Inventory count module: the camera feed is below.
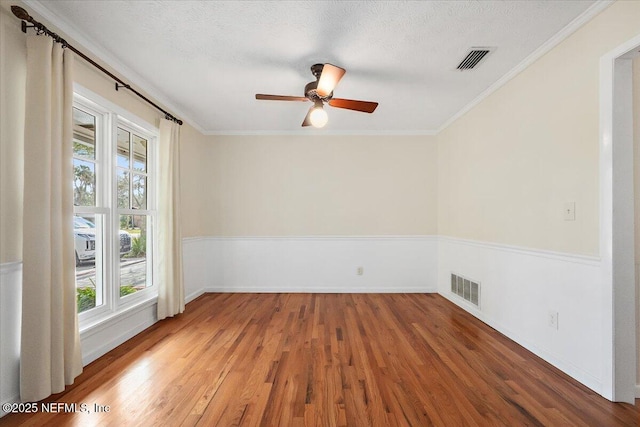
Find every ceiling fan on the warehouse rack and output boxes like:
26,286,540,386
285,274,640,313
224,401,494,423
255,63,378,128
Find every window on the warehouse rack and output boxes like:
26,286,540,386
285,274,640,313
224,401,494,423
72,91,157,323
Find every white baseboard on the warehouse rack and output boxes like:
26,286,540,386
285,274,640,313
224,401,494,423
185,289,205,304
438,237,604,395
204,286,432,294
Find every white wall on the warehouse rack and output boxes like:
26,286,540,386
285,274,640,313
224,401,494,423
183,236,438,295
633,56,640,395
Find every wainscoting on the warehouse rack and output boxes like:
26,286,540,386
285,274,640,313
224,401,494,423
182,236,439,294
438,237,604,395
2,235,637,415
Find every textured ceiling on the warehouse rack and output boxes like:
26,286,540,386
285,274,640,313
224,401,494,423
29,0,599,134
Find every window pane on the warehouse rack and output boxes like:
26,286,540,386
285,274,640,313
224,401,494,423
73,159,96,206
117,128,130,168
133,134,147,172
117,169,130,209
75,214,104,313
119,215,149,296
73,108,95,160
132,174,146,209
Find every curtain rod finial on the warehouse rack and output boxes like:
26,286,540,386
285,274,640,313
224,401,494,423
11,5,31,21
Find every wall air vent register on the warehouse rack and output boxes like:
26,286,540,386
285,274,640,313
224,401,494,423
451,273,480,307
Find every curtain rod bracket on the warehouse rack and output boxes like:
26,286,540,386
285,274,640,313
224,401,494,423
115,83,131,91
164,114,183,125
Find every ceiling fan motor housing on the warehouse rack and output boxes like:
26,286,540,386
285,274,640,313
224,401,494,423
305,64,333,102
310,63,324,78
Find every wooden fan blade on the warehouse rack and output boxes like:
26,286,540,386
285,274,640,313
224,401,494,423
302,106,313,127
329,98,378,113
316,64,346,97
256,94,308,102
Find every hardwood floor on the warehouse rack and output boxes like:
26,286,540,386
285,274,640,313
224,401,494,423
1,293,638,426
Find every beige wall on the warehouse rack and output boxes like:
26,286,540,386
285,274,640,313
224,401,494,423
437,0,640,256
193,135,437,236
74,60,158,126
178,125,211,238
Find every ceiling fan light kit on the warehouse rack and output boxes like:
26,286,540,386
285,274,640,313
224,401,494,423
256,63,378,128
309,104,328,128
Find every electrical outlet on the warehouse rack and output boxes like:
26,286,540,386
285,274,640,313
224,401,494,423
357,266,363,276
548,311,559,330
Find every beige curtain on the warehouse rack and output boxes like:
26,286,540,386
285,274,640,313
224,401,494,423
157,119,185,320
21,35,82,402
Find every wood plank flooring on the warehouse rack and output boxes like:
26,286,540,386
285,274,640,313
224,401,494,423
1,293,638,426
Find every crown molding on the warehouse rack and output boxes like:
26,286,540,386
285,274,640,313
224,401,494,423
203,129,438,136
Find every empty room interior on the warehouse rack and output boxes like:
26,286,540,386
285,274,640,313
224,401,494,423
1,0,639,425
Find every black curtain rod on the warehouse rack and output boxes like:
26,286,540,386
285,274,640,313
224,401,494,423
11,5,183,126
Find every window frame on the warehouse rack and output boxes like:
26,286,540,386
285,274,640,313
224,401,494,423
73,86,158,329
112,116,157,308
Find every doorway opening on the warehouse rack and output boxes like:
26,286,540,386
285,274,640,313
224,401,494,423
634,54,640,402
600,35,640,403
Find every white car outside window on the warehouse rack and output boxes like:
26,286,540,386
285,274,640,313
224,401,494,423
74,216,132,266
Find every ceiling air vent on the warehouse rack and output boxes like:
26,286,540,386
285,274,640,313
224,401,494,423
456,48,493,70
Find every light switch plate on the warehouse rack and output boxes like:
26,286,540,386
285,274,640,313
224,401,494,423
549,310,559,330
564,202,575,221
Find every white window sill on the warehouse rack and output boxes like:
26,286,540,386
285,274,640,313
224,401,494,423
79,295,158,339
